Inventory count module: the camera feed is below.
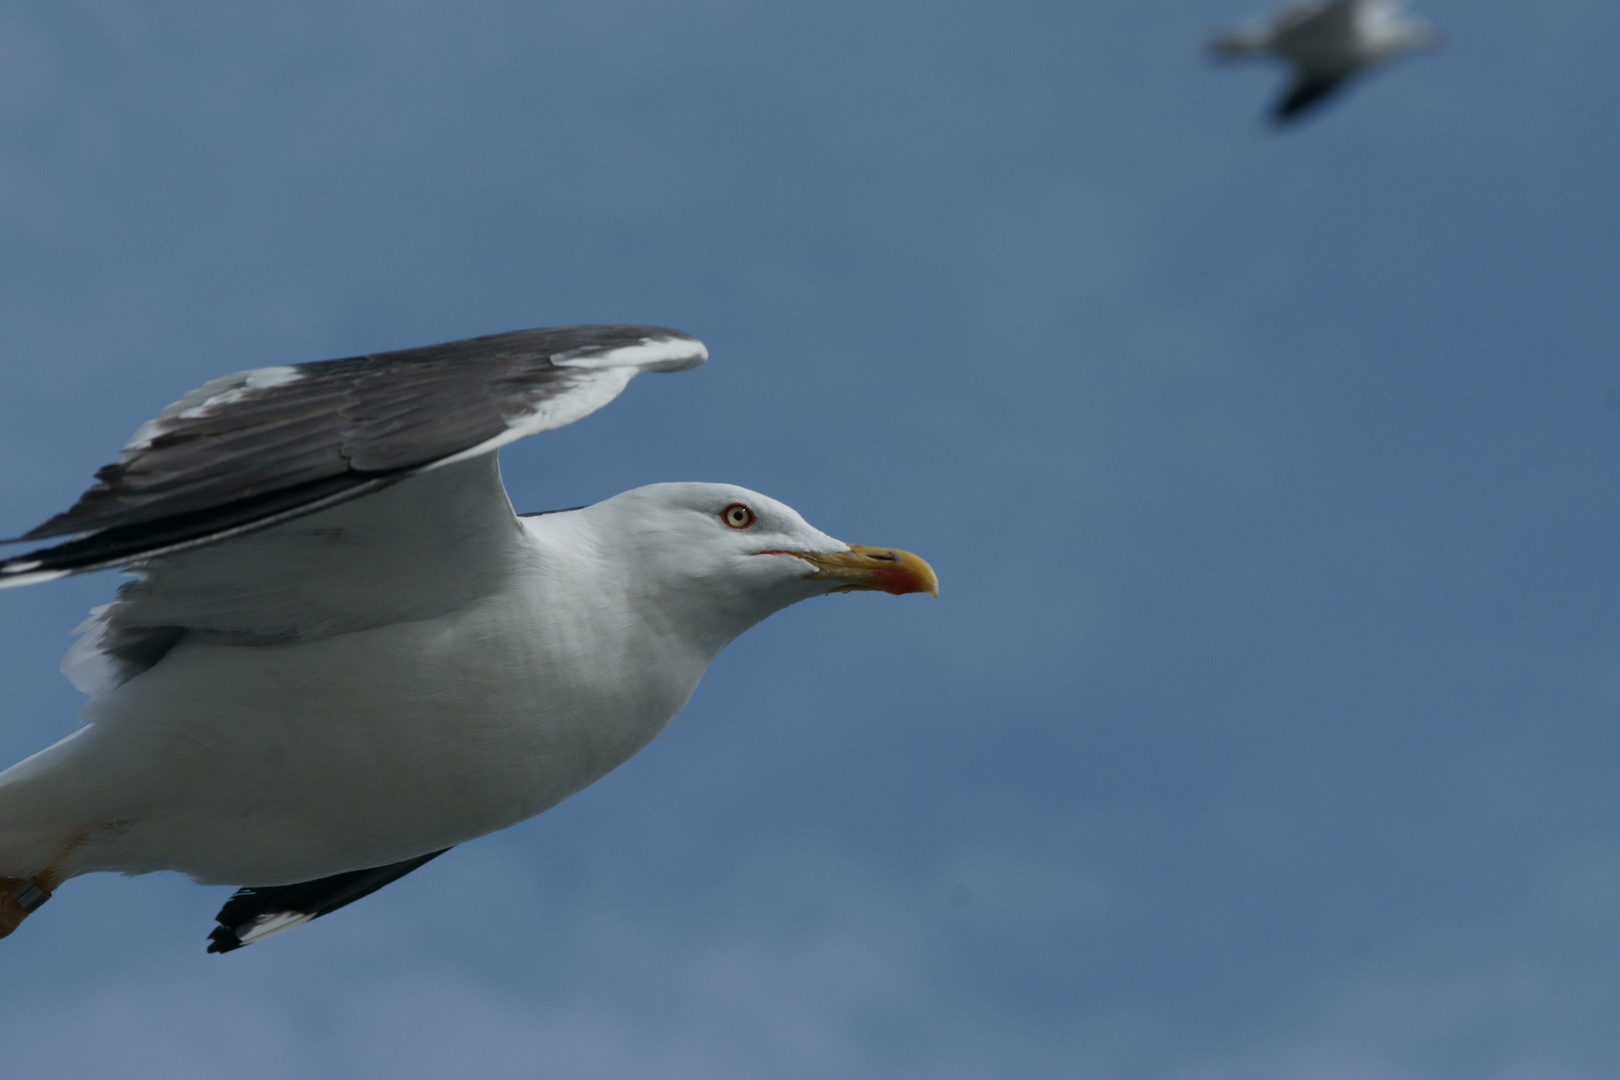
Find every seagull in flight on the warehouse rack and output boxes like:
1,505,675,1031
0,325,937,952
1208,0,1441,124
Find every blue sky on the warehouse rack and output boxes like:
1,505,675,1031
3,1,1619,1076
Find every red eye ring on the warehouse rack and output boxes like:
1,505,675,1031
721,503,755,529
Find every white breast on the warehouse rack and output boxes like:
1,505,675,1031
10,536,711,887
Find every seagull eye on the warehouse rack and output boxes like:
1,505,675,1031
721,503,755,530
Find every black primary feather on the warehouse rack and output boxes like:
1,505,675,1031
207,848,451,954
1273,73,1351,122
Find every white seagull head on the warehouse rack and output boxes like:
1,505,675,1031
563,482,937,653
1358,0,1442,58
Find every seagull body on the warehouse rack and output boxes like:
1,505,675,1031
1209,0,1440,123
0,326,935,950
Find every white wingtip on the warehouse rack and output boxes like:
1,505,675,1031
551,334,708,373
232,910,316,946
0,565,69,590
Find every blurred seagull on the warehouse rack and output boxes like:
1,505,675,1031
1209,0,1441,124
0,326,937,953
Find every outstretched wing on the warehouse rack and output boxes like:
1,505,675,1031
0,324,705,586
0,324,706,695
207,849,451,954
1272,71,1352,121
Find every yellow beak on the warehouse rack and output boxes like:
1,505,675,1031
779,545,939,597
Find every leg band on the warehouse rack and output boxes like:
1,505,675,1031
15,881,51,913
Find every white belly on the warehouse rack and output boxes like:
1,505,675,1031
1,588,706,885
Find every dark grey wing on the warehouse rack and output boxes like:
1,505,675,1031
1273,71,1352,122
207,849,451,953
0,324,705,587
